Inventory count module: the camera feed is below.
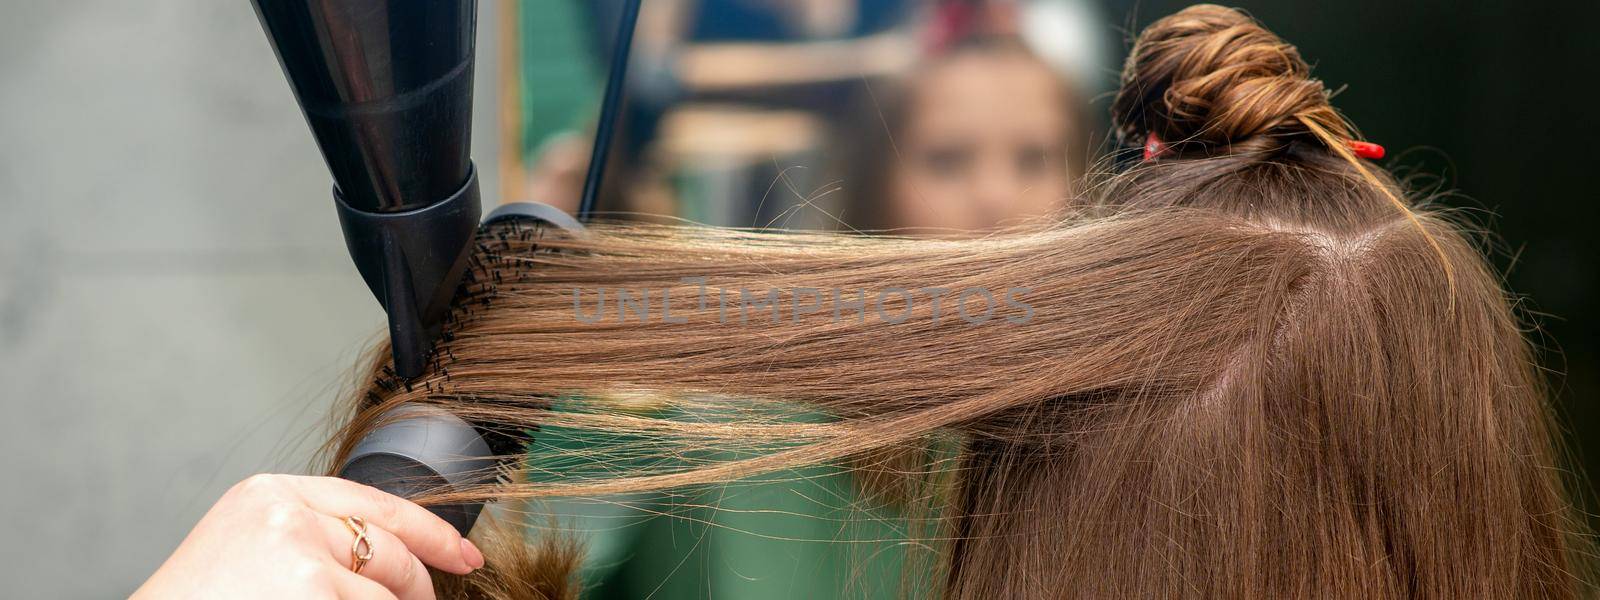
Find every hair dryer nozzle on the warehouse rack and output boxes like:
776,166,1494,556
252,0,483,377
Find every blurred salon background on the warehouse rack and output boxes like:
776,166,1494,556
1,0,1594,596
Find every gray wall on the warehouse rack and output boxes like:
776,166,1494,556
0,1,501,596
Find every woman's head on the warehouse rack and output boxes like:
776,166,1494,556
326,5,1593,598
843,36,1091,232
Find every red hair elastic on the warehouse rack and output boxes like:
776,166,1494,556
1347,140,1385,160
1143,132,1169,161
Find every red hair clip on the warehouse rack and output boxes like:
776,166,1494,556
1143,132,1169,161
1347,140,1385,160
1143,133,1383,161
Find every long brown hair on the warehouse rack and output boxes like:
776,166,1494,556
322,5,1594,598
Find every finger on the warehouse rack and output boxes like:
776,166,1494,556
325,560,401,600
289,476,483,575
321,514,436,600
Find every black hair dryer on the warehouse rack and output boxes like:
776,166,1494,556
251,0,481,379
250,0,496,535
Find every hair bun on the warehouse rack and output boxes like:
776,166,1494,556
1112,4,1346,154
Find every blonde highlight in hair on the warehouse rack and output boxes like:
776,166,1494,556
320,5,1593,598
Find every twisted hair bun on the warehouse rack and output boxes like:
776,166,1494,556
1112,4,1352,155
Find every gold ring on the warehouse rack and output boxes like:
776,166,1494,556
344,516,374,574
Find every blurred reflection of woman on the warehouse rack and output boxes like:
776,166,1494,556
838,33,1096,232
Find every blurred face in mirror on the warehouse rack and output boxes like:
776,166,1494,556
887,45,1077,232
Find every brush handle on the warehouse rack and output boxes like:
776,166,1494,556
338,405,496,536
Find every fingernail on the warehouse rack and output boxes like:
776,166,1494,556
461,538,485,570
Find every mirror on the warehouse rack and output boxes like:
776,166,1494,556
499,0,1113,232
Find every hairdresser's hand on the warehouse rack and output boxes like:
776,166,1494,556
133,474,483,600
